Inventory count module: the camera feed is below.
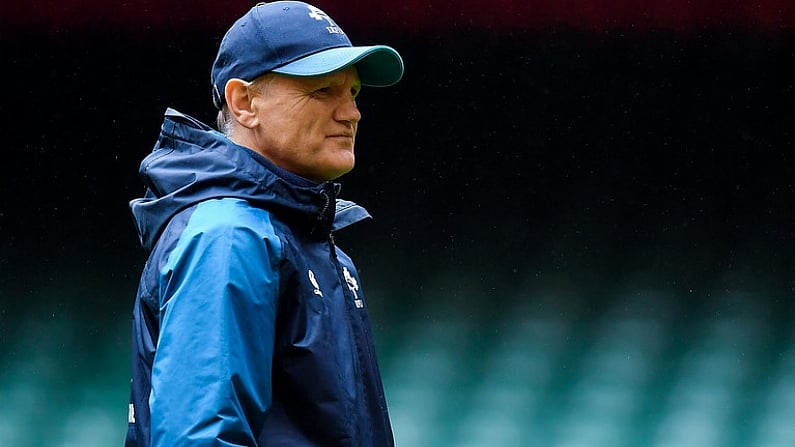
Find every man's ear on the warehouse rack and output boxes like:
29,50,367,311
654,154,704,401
225,79,258,129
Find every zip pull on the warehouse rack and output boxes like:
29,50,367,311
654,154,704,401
328,233,338,259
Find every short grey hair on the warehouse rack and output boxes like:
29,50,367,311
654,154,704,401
216,107,233,135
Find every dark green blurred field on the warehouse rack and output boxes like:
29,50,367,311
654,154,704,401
2,267,794,446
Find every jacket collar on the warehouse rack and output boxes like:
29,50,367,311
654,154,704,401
130,108,369,251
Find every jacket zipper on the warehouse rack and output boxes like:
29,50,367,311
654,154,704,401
328,233,338,259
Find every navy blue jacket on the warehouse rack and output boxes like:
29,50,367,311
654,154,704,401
125,109,394,447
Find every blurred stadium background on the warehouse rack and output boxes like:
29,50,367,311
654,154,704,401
2,1,794,445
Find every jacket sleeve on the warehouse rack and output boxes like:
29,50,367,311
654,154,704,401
149,201,281,446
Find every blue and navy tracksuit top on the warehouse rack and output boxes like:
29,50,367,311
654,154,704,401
125,109,394,447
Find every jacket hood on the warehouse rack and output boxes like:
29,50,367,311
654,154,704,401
130,108,370,251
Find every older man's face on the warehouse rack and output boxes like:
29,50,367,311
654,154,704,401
248,66,362,182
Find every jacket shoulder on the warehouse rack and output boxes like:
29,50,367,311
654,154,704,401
187,198,278,235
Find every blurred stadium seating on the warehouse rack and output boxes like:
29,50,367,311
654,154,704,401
2,283,792,446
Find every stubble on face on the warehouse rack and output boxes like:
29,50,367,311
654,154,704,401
247,67,362,182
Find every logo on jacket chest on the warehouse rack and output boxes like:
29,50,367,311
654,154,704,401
306,267,364,309
343,266,364,309
308,269,323,297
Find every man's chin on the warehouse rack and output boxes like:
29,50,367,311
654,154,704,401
327,165,355,181
307,159,355,182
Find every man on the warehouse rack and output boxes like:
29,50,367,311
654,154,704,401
124,2,404,446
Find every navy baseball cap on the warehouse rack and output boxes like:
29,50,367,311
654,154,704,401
211,1,404,109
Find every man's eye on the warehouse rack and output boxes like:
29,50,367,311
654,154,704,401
351,87,361,98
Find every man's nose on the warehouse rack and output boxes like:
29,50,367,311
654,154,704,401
336,95,362,124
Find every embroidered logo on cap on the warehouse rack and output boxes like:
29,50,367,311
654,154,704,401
307,5,345,35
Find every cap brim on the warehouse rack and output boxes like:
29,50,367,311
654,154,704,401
272,45,404,87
